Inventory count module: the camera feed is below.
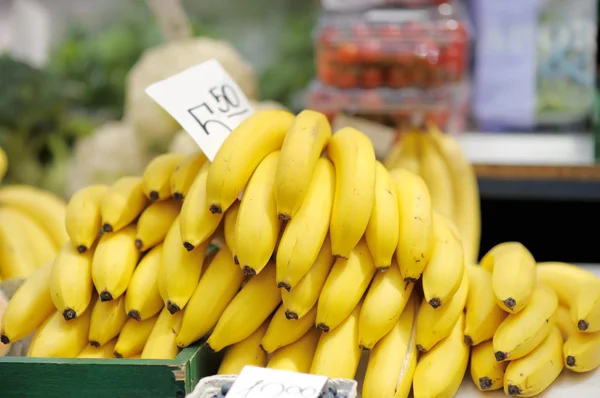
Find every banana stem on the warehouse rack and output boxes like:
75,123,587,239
145,0,193,42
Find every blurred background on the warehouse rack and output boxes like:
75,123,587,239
1,0,599,262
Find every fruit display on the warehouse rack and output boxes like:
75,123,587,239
1,109,599,397
315,6,469,90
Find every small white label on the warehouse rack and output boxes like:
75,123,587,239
145,59,254,160
322,0,375,10
226,366,328,398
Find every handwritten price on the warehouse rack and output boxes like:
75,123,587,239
228,379,320,398
187,84,250,136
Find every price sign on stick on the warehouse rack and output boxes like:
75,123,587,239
145,59,254,160
226,366,328,398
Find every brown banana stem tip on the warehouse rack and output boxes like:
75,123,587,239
277,282,291,292
503,298,516,311
77,245,88,254
183,242,195,252
173,192,184,201
114,351,123,358
90,341,100,348
135,239,144,250
233,256,239,265
0,335,10,345
494,351,507,362
149,191,159,201
242,266,256,276
316,323,330,333
578,319,589,331
479,377,493,391
507,385,521,396
99,291,113,302
63,309,77,321
209,204,222,214
416,344,425,353
464,335,473,346
167,301,181,314
404,277,418,283
429,298,442,309
278,213,290,221
376,266,390,272
566,355,576,367
128,310,141,321
102,224,113,233
284,310,298,320
258,344,268,354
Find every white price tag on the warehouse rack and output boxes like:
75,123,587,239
226,366,328,398
145,59,254,160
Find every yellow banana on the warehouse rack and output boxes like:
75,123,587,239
206,262,281,352
276,157,335,290
142,153,187,201
176,246,245,348
135,199,181,251
362,295,419,398
125,244,164,321
217,320,269,375
464,264,508,346
158,216,210,314
77,338,118,359
92,225,140,302
429,127,481,264
274,109,332,220
114,315,158,358
0,185,68,247
391,131,421,173
316,239,376,332
470,339,507,391
170,152,208,201
0,145,7,183
572,279,600,333
234,151,282,275
383,139,403,170
65,184,108,253
504,327,564,397
141,307,183,360
365,162,399,270
310,300,362,379
416,269,469,352
260,304,317,354
281,237,334,320
88,295,127,347
0,263,54,345
206,110,295,214
224,200,240,258
50,242,94,320
556,306,600,372
358,261,415,350
493,284,558,361
100,176,149,233
413,312,469,398
389,168,434,282
328,127,376,258
481,242,536,313
267,328,321,373
422,212,464,308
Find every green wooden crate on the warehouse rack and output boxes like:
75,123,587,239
0,344,223,398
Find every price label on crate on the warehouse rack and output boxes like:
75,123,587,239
225,366,328,398
145,59,254,160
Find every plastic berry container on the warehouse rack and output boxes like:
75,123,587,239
321,0,449,12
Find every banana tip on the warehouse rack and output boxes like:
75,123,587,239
76,245,88,254
90,341,100,348
284,310,298,320
0,335,9,345
428,298,442,309
114,351,123,358
464,335,473,346
358,344,371,351
99,291,113,302
173,192,184,201
242,266,256,276
577,319,589,331
63,309,77,321
416,344,426,353
258,344,269,354
316,323,330,333
183,242,195,252
102,223,113,233
233,255,239,265
209,204,222,214
167,301,181,314
205,342,215,353
494,351,507,362
566,355,576,367
135,239,144,250
376,266,390,272
127,310,141,321
404,277,418,283
507,385,521,396
503,297,516,311
277,281,291,292
149,191,159,201
479,377,493,391
277,213,291,221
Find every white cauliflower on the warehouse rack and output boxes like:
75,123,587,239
125,38,258,153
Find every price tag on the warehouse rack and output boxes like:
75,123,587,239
145,59,254,160
226,366,328,398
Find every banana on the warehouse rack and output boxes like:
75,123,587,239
217,320,269,375
224,200,240,257
141,307,183,360
417,132,455,221
88,294,127,347
556,306,600,372
0,263,54,345
276,157,335,290
274,110,332,220
470,339,507,391
362,295,418,398
170,152,208,200
77,338,118,359
28,306,93,358
389,168,434,282
413,312,469,398
572,279,600,333
422,212,464,308
65,184,108,253
206,262,281,352
158,216,210,314
267,328,321,373
310,300,362,379
125,244,164,321
100,177,149,233
0,185,68,247
50,242,94,320
0,145,7,183
114,315,158,358
260,304,317,354
429,127,481,264
234,151,282,275
92,225,140,302
142,153,187,201
504,327,564,397
365,162,399,270
493,284,558,361
135,199,181,251
281,237,334,320
358,261,415,350
464,264,508,346
416,269,469,352
383,139,403,170
206,110,295,214
328,127,376,258
316,239,376,332
391,130,421,173
176,246,245,347
481,242,536,314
